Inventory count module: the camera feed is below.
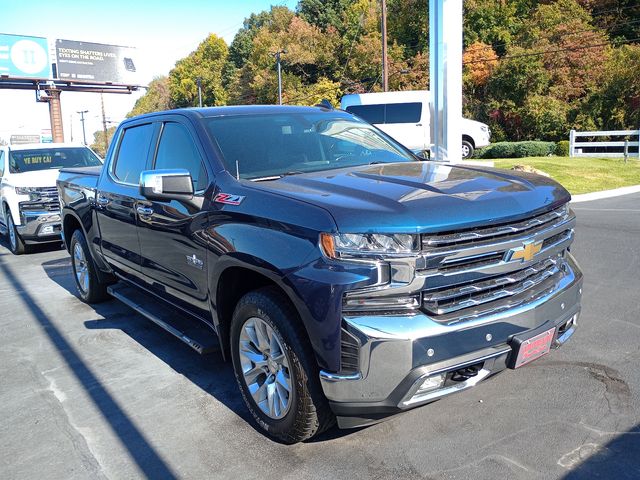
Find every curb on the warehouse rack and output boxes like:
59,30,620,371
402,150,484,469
571,185,640,203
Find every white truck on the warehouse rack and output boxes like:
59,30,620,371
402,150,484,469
340,90,491,159
0,143,102,254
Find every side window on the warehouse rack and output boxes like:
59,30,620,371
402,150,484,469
385,103,422,123
154,122,208,192
0,150,4,177
113,123,154,184
345,104,385,124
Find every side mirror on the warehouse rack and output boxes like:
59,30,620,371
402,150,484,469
139,169,194,202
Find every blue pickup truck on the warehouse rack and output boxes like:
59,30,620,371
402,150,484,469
57,105,582,443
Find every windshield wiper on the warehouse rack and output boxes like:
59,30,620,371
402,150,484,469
250,171,305,182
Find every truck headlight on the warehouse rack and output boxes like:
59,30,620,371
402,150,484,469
15,186,42,201
320,232,420,259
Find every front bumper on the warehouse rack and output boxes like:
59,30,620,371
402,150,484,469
320,254,582,428
16,210,62,242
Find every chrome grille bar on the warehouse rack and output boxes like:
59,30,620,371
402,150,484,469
423,258,562,315
422,205,568,248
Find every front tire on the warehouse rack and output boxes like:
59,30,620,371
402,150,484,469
461,140,474,159
7,213,26,255
70,229,109,303
230,287,334,443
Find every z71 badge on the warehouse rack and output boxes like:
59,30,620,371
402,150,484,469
214,193,245,206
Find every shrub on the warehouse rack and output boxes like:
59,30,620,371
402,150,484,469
556,140,570,156
478,141,557,159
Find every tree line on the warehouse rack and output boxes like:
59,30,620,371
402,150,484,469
91,0,639,155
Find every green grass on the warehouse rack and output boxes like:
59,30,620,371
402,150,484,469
470,156,640,195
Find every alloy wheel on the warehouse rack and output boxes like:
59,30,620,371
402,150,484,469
238,317,292,419
73,242,89,293
7,216,16,251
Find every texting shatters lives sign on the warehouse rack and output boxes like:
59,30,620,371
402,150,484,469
55,39,138,85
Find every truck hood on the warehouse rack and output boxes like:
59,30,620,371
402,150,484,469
247,161,570,233
4,169,61,188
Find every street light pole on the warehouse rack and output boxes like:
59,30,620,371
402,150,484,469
273,50,287,105
196,77,203,107
77,110,88,145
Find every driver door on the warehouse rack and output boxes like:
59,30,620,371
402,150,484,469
136,119,212,318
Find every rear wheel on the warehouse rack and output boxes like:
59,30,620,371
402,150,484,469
461,140,474,159
7,213,26,255
70,229,109,303
230,287,334,443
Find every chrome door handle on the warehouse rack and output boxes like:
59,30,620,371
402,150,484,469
96,195,110,206
136,206,153,216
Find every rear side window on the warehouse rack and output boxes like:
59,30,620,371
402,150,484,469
385,103,422,123
346,103,422,124
154,123,209,192
113,123,154,184
346,104,385,124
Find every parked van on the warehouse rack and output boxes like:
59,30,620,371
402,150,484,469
340,90,491,158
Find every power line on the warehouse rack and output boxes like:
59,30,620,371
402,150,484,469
463,36,640,65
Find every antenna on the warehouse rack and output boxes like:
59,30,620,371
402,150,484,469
235,160,240,180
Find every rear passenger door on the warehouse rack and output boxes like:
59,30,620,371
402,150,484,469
136,120,212,317
96,122,156,281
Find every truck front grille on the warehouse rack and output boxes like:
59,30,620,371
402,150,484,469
18,187,60,213
420,204,575,320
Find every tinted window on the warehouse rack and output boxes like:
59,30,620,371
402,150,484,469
114,124,154,184
204,112,415,180
154,123,208,191
345,104,385,124
385,103,422,123
0,150,4,177
8,147,102,174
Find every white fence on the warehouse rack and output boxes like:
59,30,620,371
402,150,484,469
569,129,640,158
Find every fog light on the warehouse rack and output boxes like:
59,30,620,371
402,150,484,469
40,225,55,236
415,373,446,395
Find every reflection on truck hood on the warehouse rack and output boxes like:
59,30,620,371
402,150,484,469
248,161,570,233
4,169,61,188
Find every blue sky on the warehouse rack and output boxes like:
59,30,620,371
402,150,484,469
0,0,298,142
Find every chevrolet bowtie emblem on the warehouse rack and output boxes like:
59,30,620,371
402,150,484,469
508,240,543,262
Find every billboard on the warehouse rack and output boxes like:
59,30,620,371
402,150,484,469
55,39,138,85
0,33,51,79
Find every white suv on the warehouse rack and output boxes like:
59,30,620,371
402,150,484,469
340,90,491,158
0,143,102,254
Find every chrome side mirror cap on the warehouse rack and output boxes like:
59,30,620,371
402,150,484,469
139,169,194,202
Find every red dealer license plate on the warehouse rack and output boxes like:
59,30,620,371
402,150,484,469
513,327,555,368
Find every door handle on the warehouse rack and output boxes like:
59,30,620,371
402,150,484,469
136,206,153,216
96,194,110,206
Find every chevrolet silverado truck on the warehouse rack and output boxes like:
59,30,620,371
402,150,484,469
0,143,102,254
57,106,582,443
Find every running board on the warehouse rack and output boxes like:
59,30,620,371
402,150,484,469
107,283,220,355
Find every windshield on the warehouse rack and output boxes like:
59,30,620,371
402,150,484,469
9,147,102,173
204,112,417,180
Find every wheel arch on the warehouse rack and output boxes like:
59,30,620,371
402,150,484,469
212,258,311,363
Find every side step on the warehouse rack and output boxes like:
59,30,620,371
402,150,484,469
107,283,220,355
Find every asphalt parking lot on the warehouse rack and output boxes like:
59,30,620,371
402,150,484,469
1,193,639,480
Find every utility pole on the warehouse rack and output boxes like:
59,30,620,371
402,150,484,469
77,110,88,145
100,93,108,154
273,50,287,105
196,77,203,107
381,0,389,92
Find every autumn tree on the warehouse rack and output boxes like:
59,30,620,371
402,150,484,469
90,126,117,158
128,76,172,117
169,34,228,108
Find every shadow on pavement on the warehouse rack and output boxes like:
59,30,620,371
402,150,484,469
563,424,640,479
41,256,355,443
0,256,179,479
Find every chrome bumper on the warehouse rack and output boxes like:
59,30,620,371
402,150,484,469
16,210,62,239
320,254,582,427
